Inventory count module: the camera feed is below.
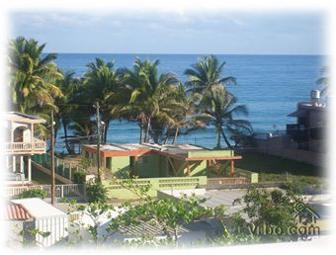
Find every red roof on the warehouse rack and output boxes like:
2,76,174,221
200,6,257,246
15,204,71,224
5,202,32,221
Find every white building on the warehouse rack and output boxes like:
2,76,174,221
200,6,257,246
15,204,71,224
6,198,68,248
4,112,47,185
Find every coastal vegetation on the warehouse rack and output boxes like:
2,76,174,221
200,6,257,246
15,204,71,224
62,180,312,248
8,37,251,151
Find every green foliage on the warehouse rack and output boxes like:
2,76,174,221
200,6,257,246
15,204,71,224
232,186,304,242
86,181,108,203
9,37,63,139
73,171,86,184
185,55,251,148
18,189,47,199
107,195,215,245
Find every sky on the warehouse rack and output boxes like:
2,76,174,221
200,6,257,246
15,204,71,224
9,11,325,55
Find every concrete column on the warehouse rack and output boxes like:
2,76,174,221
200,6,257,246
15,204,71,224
30,123,34,143
28,156,32,182
10,121,13,142
20,156,24,173
13,156,16,172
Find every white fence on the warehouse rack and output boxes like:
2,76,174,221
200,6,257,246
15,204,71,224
6,184,85,199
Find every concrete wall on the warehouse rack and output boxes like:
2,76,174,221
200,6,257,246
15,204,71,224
102,176,207,200
255,137,324,167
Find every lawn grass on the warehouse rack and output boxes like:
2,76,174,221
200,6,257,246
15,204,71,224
236,151,323,177
235,151,326,191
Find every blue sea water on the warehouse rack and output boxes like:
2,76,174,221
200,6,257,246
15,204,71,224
54,54,324,149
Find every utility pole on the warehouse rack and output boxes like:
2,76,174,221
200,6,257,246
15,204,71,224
50,110,56,205
95,102,101,182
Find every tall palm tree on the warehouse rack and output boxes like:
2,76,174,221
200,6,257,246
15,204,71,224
121,59,181,143
54,70,81,154
149,82,189,144
195,85,252,149
83,58,126,144
184,55,236,95
9,37,63,114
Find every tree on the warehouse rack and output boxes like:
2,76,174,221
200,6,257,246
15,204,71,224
231,186,309,242
148,82,190,144
194,85,252,149
121,59,182,143
9,37,63,114
184,55,236,95
54,70,81,154
83,58,126,144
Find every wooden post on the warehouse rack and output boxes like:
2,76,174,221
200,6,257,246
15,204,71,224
186,162,190,176
230,160,234,177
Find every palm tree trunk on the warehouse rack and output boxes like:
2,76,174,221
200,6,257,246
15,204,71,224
145,117,151,143
216,126,221,149
221,129,232,149
173,127,179,144
103,119,109,144
62,119,73,154
139,124,143,144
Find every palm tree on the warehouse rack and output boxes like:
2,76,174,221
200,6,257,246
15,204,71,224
83,58,126,144
195,85,252,149
54,70,81,154
9,37,63,114
121,59,181,143
184,55,236,95
149,82,189,144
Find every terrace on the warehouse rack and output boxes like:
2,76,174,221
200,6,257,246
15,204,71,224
4,112,47,185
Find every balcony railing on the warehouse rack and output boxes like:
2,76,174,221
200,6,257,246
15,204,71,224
4,138,46,154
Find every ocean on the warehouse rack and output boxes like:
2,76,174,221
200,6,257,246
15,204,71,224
54,54,324,149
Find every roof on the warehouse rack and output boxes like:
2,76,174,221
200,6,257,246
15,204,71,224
160,189,247,215
10,198,66,218
288,102,326,117
82,143,241,161
116,220,189,238
5,202,32,221
6,112,46,124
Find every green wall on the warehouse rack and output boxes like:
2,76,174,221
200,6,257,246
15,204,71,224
102,176,207,200
109,156,130,177
137,154,161,178
188,160,207,176
188,150,234,158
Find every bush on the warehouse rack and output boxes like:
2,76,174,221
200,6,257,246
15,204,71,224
18,189,47,199
73,171,86,184
86,181,107,203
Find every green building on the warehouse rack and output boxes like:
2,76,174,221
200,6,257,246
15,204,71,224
82,143,242,178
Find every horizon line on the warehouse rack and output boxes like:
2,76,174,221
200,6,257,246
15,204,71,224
44,52,326,56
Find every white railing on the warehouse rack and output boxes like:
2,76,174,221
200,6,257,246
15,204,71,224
4,138,46,153
6,184,85,198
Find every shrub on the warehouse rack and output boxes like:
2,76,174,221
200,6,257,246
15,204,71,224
86,181,107,203
18,189,47,199
73,171,86,184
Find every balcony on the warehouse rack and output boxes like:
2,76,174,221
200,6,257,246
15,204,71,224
4,138,46,154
